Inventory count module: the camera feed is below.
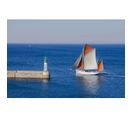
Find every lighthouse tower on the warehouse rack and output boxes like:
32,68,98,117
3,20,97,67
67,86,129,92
44,56,48,72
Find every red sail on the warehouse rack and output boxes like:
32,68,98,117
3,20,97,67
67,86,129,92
84,44,93,56
98,60,104,72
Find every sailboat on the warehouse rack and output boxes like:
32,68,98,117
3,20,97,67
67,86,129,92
74,44,104,76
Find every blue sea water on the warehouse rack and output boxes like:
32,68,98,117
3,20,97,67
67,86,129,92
7,44,125,98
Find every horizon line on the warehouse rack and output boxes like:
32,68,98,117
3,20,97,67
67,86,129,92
7,43,125,45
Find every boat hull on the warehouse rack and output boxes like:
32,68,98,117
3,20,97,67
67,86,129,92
76,69,99,76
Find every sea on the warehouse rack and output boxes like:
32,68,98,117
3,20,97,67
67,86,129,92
7,44,125,98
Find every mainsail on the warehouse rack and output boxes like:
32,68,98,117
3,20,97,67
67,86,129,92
84,48,98,70
74,44,98,70
84,44,93,56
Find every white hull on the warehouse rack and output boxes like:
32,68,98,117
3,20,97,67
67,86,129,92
76,69,99,76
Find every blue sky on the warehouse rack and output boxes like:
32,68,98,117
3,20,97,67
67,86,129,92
7,20,125,44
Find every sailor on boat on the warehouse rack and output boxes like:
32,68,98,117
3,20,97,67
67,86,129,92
74,44,104,76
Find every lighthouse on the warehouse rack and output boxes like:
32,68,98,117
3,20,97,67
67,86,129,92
44,56,48,72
